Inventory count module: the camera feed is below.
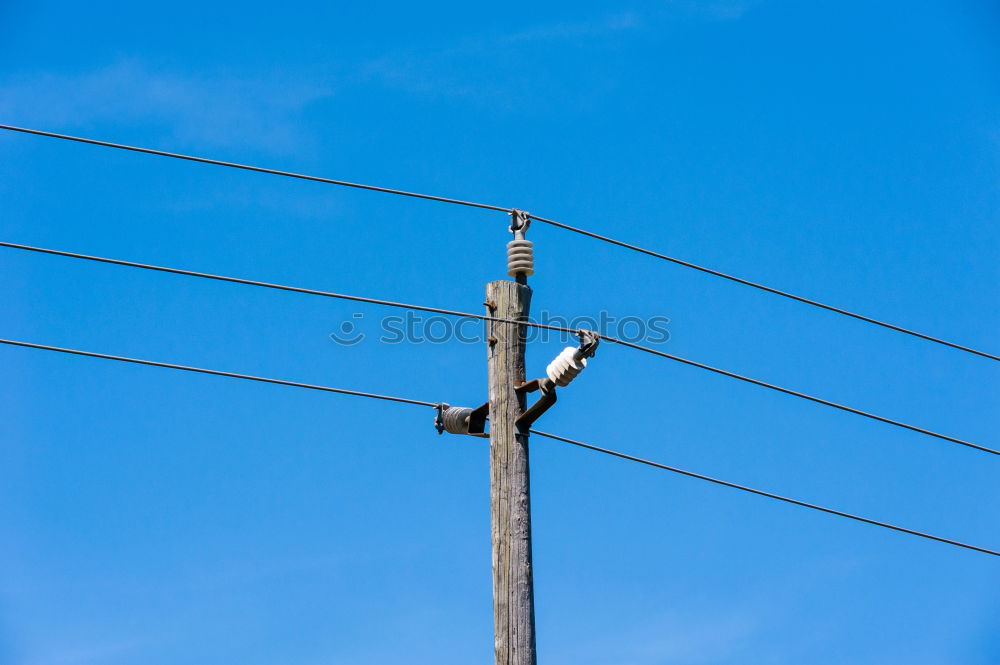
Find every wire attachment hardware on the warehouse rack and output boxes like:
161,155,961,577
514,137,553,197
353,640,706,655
507,209,534,278
435,402,489,437
576,329,600,358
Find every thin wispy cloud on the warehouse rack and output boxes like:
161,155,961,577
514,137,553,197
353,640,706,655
360,5,759,104
503,11,644,44
552,555,851,665
21,636,152,665
553,607,761,665
669,0,760,22
358,11,644,106
0,5,760,148
0,60,334,153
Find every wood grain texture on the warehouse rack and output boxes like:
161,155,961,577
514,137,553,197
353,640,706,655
486,280,536,665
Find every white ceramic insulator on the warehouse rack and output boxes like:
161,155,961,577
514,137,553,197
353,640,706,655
546,346,587,387
507,238,534,277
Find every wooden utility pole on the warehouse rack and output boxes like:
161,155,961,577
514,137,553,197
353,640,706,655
486,277,536,665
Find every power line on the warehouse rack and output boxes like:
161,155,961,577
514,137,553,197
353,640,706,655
2,123,995,362
2,239,991,455
0,338,436,407
529,215,1000,362
529,429,1000,557
603,337,996,456
0,240,573,337
0,124,509,213
1,335,995,557
0,240,535,326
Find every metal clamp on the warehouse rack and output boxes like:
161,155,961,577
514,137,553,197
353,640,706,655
576,329,600,358
509,209,531,234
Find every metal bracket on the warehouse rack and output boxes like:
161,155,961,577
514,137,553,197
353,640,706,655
466,401,490,436
515,377,557,429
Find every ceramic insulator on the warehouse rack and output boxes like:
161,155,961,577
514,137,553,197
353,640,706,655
545,346,587,387
506,238,534,277
440,406,473,435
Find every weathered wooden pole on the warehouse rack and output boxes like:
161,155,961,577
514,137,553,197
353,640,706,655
486,276,536,665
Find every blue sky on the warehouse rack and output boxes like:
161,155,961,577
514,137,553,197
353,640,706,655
1,1,999,663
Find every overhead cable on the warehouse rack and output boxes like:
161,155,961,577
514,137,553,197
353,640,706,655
2,123,994,361
530,429,1000,557
1,239,989,455
2,335,995,557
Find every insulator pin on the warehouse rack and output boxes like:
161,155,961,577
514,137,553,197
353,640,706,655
546,346,587,387
507,238,534,277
